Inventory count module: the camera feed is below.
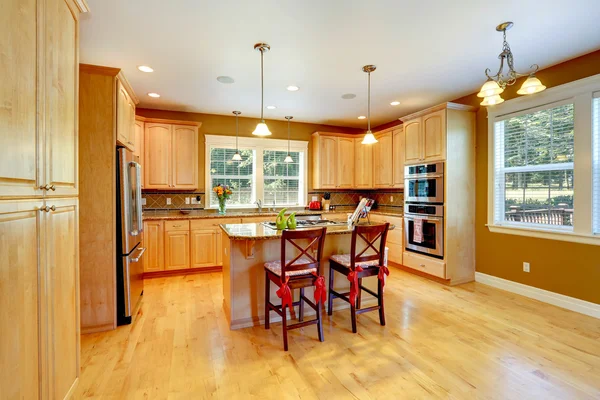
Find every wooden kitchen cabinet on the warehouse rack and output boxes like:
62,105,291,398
117,80,136,150
165,229,190,270
143,220,164,272
134,119,145,188
354,138,373,189
144,120,199,190
337,137,355,188
373,131,393,187
370,213,403,265
392,128,405,187
313,133,337,189
191,229,218,267
402,109,446,164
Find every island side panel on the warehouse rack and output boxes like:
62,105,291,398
222,235,232,325
227,234,378,330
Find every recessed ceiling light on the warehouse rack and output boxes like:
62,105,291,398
266,105,277,110
137,65,154,73
287,85,299,91
147,92,161,98
390,101,401,106
358,116,366,119
217,76,235,84
342,93,356,99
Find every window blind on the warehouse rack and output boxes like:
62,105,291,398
494,103,575,228
263,150,303,206
593,93,600,234
209,148,255,206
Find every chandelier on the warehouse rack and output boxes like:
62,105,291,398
478,22,546,106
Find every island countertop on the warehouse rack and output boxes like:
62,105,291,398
220,222,395,241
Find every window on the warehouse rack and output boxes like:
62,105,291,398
263,150,303,206
205,135,308,209
494,103,575,229
487,73,600,245
209,148,255,206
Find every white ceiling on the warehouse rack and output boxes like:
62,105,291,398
80,0,600,128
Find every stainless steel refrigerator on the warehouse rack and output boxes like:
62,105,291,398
116,148,145,325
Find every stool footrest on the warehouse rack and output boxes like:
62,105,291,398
355,305,380,315
359,285,378,298
330,289,351,304
288,319,319,330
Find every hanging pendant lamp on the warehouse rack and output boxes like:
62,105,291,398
252,43,272,136
284,116,294,163
361,65,378,145
232,111,242,161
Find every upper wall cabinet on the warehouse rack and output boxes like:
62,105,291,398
373,131,393,187
116,79,137,151
313,132,357,189
144,120,200,190
403,109,447,164
354,137,373,189
134,118,145,188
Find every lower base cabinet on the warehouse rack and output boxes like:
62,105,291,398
191,229,217,267
370,214,403,266
0,198,80,399
165,229,190,270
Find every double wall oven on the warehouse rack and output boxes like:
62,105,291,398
404,162,444,259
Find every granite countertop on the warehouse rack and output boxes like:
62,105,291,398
142,207,403,221
220,222,395,241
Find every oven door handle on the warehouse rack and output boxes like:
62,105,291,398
405,215,443,222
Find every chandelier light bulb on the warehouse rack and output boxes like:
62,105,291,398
480,94,505,106
517,75,547,95
252,121,271,136
477,80,504,98
361,131,378,145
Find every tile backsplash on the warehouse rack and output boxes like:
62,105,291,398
143,189,403,210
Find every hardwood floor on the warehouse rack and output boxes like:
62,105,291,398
73,267,600,399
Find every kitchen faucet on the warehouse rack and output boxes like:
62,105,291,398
255,199,263,213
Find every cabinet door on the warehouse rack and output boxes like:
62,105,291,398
373,132,393,187
44,197,79,400
403,118,422,164
0,0,42,198
165,230,190,270
318,136,337,189
143,221,164,272
337,137,355,188
191,229,217,267
44,0,79,198
172,125,198,189
216,228,224,266
144,123,172,189
392,128,405,187
0,200,44,399
134,120,144,188
116,81,133,150
126,95,136,151
354,138,373,189
423,109,446,162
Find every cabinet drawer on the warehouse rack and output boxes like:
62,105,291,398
402,251,446,279
164,220,190,231
387,243,403,265
190,217,241,230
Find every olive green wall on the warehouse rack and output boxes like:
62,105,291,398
452,50,600,304
136,109,363,192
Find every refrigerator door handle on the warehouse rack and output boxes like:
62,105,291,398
130,247,146,263
134,161,143,234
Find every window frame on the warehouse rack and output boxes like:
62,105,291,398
487,73,600,245
204,135,308,209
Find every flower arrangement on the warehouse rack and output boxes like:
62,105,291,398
213,184,233,215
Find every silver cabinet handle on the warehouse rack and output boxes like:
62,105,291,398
130,247,146,262
42,205,56,212
40,184,56,191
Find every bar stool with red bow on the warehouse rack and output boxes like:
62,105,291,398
327,223,390,333
264,227,327,351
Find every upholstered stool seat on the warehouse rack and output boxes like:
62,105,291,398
264,258,316,276
329,254,380,268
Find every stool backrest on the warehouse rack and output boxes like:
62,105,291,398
280,227,327,278
350,223,390,269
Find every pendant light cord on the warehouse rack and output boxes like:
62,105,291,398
235,113,239,151
260,49,264,121
287,118,291,154
367,71,371,132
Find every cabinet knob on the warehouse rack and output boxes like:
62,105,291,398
419,264,425,267
42,205,56,212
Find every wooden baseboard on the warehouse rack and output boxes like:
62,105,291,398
391,262,452,285
143,266,222,279
81,323,116,335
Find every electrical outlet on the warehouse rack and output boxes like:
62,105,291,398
185,197,190,205
190,197,198,205
141,198,146,206
166,197,171,205
523,262,530,273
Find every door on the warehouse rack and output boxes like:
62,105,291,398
0,0,42,198
374,132,393,187
354,138,373,189
44,197,79,399
319,136,337,189
143,221,164,272
423,109,446,161
165,230,190,270
172,125,198,189
0,200,44,399
127,96,136,151
405,215,444,258
336,137,355,188
134,120,144,188
392,128,405,187
403,118,422,164
144,123,172,189
191,229,217,267
116,80,134,150
44,0,79,198
124,245,145,318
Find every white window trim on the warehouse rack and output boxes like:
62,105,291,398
487,73,600,245
204,135,308,209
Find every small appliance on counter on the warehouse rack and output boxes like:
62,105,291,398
308,195,322,210
348,198,375,225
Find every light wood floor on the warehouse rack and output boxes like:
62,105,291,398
73,267,600,399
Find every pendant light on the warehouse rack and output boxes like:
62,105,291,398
252,43,272,136
231,111,242,161
361,65,378,145
284,116,294,163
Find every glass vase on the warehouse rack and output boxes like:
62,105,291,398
218,198,227,215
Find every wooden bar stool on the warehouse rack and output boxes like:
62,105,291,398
264,227,327,351
327,223,390,333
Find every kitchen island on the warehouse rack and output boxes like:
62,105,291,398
220,221,392,330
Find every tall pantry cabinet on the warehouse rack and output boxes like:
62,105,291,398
0,0,88,399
